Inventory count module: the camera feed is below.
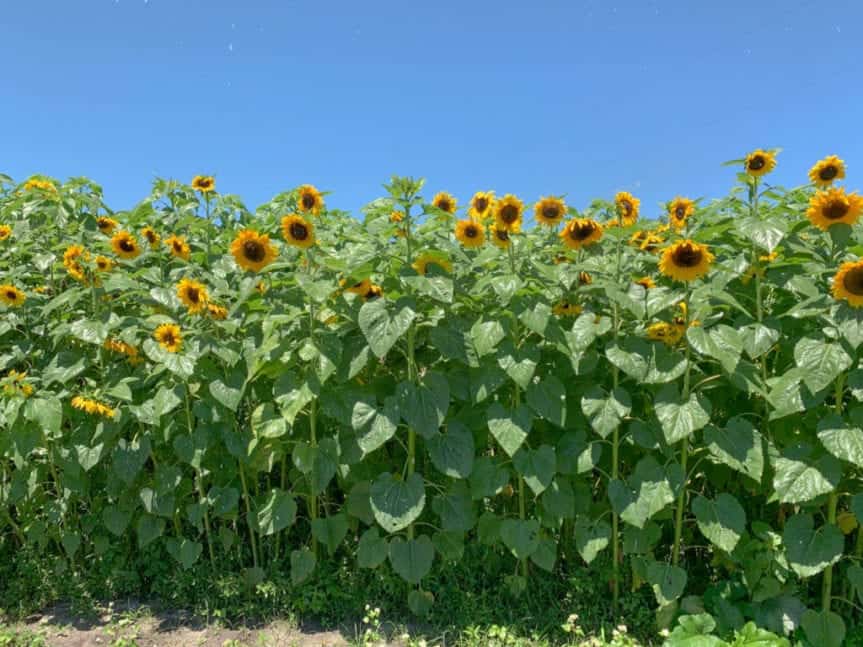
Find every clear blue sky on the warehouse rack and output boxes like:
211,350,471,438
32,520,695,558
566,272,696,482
3,1,861,219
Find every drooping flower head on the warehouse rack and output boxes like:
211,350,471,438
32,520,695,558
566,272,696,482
97,217,118,235
141,226,160,248
165,234,191,260
412,253,452,275
489,225,511,249
71,396,116,419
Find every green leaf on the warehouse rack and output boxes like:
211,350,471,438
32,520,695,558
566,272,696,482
426,421,474,478
704,418,764,481
251,402,287,439
135,515,165,548
541,477,576,520
469,320,506,358
772,453,840,504
357,528,388,568
370,472,426,533
783,513,843,578
737,215,787,252
496,341,540,389
499,518,540,560
389,535,434,584
209,373,245,411
741,321,781,359
793,337,851,394
513,445,556,495
352,396,399,454
468,457,509,500
431,487,475,532
692,494,746,553
396,372,449,439
102,505,131,537
487,402,532,457
311,513,348,555
581,386,631,438
254,489,296,536
525,376,566,427
801,609,845,647
686,325,743,373
358,297,416,358
655,385,711,445
574,517,611,564
70,319,108,345
290,548,316,585
848,564,863,605
646,561,687,606
530,537,557,572
112,437,151,485
606,338,687,384
607,457,676,528
817,413,863,467
23,396,62,435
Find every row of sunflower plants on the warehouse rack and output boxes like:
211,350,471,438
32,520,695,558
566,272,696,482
0,153,861,645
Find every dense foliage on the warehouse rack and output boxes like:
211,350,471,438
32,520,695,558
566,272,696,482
1,154,862,646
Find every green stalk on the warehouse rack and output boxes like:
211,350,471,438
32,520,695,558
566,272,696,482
610,227,624,610
238,461,259,568
672,288,693,567
403,202,418,541
184,387,215,567
822,373,845,612
306,250,320,555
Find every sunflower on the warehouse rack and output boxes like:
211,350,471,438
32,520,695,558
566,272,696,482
0,225,11,241
364,284,383,300
469,191,495,221
97,217,118,235
646,322,684,346
3,370,34,398
95,255,114,272
192,175,216,193
413,253,452,275
165,234,190,260
615,191,640,226
668,197,695,229
176,278,209,314
207,303,228,320
490,225,511,249
104,338,139,362
63,244,89,282
534,196,567,227
640,233,664,253
0,285,25,308
390,210,404,223
806,187,863,230
281,214,316,249
230,229,278,272
294,184,323,216
24,178,56,192
634,276,656,290
141,226,160,248
154,323,182,353
552,301,583,317
744,149,777,177
578,271,592,286
494,194,524,232
70,396,116,419
659,240,714,282
672,301,701,329
560,219,603,249
809,155,846,187
111,231,141,260
256,281,268,295
831,259,863,307
432,192,457,215
344,278,372,295
553,252,571,264
455,219,485,248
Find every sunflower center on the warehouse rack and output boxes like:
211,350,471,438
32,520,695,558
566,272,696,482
243,240,265,262
290,222,309,240
163,332,175,345
570,223,595,241
500,205,519,224
6,290,16,300
438,199,451,212
542,205,562,221
173,242,183,252
748,155,765,170
843,267,863,296
672,245,703,267
496,229,509,242
120,239,135,252
475,197,488,212
187,287,200,303
465,224,479,238
145,231,156,242
621,200,632,216
199,179,212,189
301,194,316,210
820,166,838,181
674,206,687,219
824,199,849,221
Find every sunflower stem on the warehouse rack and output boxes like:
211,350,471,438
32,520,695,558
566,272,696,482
185,385,215,567
610,226,624,611
672,286,693,567
238,461,259,569
822,374,845,612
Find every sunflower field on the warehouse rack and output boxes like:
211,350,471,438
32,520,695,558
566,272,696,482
1,152,863,646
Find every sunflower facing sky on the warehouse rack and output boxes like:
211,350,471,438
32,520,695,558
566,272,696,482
469,191,495,221
809,155,846,187
192,175,216,193
432,191,457,215
230,229,278,272
806,187,863,230
141,226,160,248
0,285,25,308
176,278,209,314
281,214,316,249
297,185,324,216
110,231,141,260
659,240,714,282
489,225,511,249
455,219,485,248
0,225,11,241
832,259,863,308
615,191,640,226
97,217,118,235
744,149,777,177
534,196,567,227
95,255,114,272
165,234,191,260
560,218,603,249
154,323,182,353
668,197,695,229
494,194,524,232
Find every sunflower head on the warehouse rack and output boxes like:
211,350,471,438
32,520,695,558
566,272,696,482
578,271,592,286
646,322,684,346
832,259,863,308
297,184,324,215
552,301,583,317
63,244,89,282
412,253,452,276
23,178,56,192
0,285,25,308
432,192,457,215
70,395,116,419
97,217,118,235
659,239,714,282
390,210,404,223
534,197,567,227
141,226,160,248
192,175,216,193
490,225,511,249
0,225,12,241
634,276,656,290
343,278,372,296
177,278,209,314
110,231,141,260
165,234,191,260
744,149,777,177
806,187,863,231
493,194,524,232
809,155,846,187
281,214,316,249
668,197,695,229
95,255,114,272
364,284,383,301
615,191,640,226
469,191,495,221
207,303,228,320
154,323,182,353
455,219,486,248
560,218,603,249
230,229,278,272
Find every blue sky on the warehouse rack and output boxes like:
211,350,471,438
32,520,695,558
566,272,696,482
2,1,861,219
